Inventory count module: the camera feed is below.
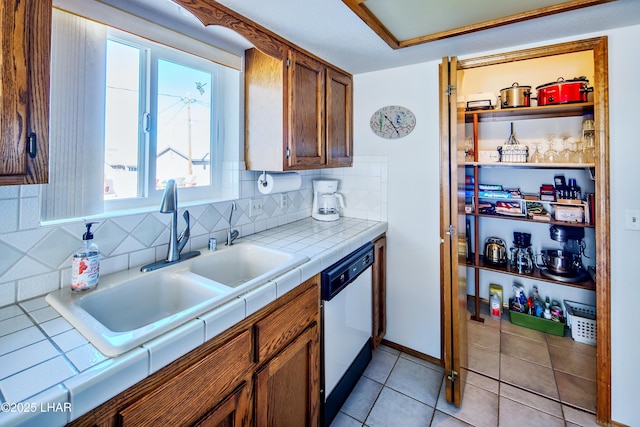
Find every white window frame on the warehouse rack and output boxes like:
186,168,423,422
103,29,230,213
42,5,242,224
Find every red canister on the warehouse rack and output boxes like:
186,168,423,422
535,76,593,106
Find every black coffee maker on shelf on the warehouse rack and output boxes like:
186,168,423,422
510,232,533,274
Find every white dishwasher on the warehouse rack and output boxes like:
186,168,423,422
321,242,374,426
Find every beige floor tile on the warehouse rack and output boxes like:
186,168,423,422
548,344,596,381
562,404,600,426
464,369,499,394
436,379,498,427
500,353,559,400
467,320,500,351
546,333,596,357
501,319,547,342
555,371,597,413
500,332,551,367
467,342,500,380
430,410,474,426
499,394,565,427
499,383,563,418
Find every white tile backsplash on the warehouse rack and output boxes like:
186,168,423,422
0,158,387,307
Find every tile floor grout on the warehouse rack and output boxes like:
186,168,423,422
330,309,598,427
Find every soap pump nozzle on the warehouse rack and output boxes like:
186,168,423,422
83,222,99,241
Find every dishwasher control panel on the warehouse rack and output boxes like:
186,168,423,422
321,242,374,301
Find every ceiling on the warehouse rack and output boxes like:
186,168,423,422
97,0,640,74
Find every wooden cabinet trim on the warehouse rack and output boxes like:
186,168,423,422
372,235,386,349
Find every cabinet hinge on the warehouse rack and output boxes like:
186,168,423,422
27,133,37,158
286,58,290,68
286,147,290,158
447,370,458,383
445,85,455,96
445,224,455,238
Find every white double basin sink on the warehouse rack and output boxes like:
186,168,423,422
46,241,308,357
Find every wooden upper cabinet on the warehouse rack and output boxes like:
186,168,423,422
245,48,353,171
287,50,326,169
0,0,50,186
325,68,353,167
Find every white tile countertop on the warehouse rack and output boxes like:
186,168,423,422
0,217,386,427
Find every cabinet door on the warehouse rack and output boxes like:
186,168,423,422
119,330,252,426
287,50,325,169
0,0,50,185
193,381,251,427
255,324,320,427
325,68,352,167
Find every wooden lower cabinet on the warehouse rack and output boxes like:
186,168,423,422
68,276,319,427
118,330,252,426
255,325,319,427
193,382,251,427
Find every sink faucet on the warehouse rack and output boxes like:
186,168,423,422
161,179,190,262
226,201,239,246
140,179,200,272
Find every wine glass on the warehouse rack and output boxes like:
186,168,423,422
529,142,543,163
572,140,586,164
544,135,559,163
559,135,574,163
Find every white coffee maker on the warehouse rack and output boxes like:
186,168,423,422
312,180,345,221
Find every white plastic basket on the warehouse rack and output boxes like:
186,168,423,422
564,300,596,346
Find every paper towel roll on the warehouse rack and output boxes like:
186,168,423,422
257,172,302,195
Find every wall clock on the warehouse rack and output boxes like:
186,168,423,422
370,105,416,139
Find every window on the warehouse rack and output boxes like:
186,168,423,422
42,9,241,223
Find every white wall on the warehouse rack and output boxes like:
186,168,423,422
606,24,640,427
353,24,640,426
354,62,442,357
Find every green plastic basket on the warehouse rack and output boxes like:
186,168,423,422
508,309,565,336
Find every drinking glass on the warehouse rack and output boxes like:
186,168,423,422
544,135,559,163
529,142,543,163
559,135,574,163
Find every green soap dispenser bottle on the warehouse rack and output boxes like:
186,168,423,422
71,222,100,292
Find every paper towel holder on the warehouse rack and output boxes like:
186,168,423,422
258,171,268,188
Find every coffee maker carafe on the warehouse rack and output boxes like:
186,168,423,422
510,232,534,274
312,180,345,221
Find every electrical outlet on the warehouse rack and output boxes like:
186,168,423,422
249,198,263,217
280,193,288,210
625,209,640,231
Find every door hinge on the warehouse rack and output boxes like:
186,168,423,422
27,133,37,158
445,85,455,96
286,147,290,158
445,224,455,238
286,58,290,68
447,370,458,383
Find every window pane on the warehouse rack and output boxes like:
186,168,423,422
156,59,212,190
104,40,141,200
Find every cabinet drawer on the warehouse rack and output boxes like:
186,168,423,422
119,329,252,427
255,282,318,363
